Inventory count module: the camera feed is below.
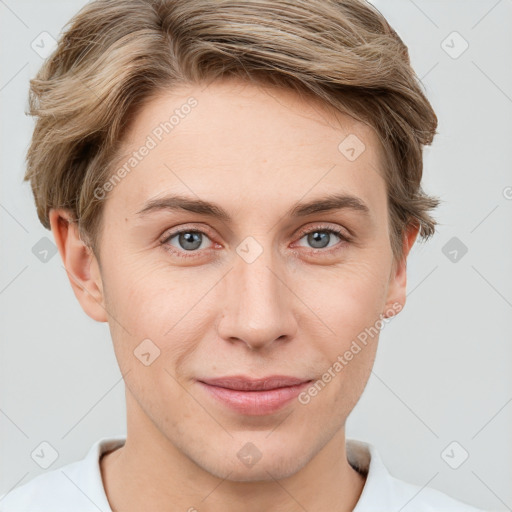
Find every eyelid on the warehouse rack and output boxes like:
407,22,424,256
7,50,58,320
295,222,352,241
159,223,215,243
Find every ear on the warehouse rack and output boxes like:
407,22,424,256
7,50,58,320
383,222,420,318
49,208,108,322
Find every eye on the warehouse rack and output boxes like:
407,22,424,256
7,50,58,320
160,223,351,260
160,228,215,259
294,225,350,253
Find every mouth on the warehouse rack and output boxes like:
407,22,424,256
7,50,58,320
197,375,313,415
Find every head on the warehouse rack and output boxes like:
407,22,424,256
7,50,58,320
26,0,438,481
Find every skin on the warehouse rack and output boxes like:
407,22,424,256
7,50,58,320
50,78,418,512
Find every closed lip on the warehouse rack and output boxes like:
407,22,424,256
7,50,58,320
198,375,312,391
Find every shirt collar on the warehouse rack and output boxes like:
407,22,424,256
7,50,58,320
347,437,396,510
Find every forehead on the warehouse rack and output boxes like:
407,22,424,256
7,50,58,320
106,78,387,221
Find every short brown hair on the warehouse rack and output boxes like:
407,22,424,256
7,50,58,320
25,0,439,262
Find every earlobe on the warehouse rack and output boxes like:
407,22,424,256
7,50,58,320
49,209,108,323
383,223,420,318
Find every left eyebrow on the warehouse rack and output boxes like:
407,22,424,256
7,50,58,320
135,192,371,222
288,193,370,218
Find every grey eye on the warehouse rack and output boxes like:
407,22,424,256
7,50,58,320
307,231,330,249
298,229,342,250
167,231,209,251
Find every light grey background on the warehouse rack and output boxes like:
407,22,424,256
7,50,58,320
1,1,511,510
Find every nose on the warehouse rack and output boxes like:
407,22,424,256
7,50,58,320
217,245,297,351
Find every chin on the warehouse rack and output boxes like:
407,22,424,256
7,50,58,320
197,440,312,482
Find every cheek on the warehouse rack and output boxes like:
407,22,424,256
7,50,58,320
297,271,383,418
298,258,390,333
102,258,212,378
293,260,389,395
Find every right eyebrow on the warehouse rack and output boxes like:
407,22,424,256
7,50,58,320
135,194,231,221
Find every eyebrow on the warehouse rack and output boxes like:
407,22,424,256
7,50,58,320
135,193,371,221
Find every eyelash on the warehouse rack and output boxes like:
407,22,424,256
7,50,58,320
159,224,351,260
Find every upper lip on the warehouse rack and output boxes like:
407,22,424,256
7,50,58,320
199,375,312,391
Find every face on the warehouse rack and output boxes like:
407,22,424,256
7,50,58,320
55,78,414,481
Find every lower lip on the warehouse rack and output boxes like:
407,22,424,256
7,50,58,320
197,381,312,415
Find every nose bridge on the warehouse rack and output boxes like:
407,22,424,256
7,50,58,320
219,235,295,350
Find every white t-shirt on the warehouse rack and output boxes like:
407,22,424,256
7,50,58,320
0,436,484,511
